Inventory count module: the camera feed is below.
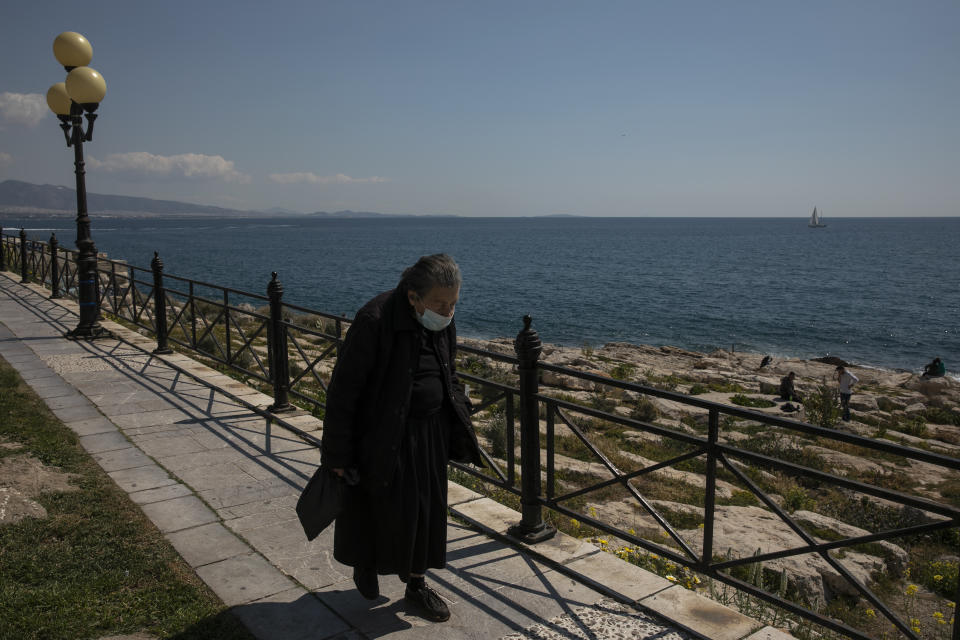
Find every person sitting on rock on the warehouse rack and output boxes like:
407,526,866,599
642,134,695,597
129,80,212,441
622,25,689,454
779,372,801,402
922,357,946,378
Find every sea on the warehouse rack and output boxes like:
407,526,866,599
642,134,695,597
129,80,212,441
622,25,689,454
8,216,959,376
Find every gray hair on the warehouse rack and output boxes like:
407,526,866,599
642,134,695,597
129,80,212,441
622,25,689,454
399,253,461,297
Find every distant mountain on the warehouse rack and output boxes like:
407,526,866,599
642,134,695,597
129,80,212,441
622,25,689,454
0,180,454,218
0,180,248,216
308,209,419,218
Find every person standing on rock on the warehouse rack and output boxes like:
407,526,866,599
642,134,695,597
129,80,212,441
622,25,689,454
321,253,484,623
835,366,859,422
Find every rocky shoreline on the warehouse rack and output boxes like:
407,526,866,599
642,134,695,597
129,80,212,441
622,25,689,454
459,336,960,616
462,336,959,428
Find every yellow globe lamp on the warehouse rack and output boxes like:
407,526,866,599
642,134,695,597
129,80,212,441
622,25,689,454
53,31,93,69
65,66,107,108
46,82,72,116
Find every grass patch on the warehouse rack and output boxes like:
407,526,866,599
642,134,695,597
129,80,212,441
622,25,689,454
730,394,776,409
0,357,255,640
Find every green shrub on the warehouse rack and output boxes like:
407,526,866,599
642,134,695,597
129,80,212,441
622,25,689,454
723,490,760,507
590,392,618,413
631,397,659,422
803,384,840,429
708,381,747,394
782,485,816,513
609,362,636,381
485,406,508,459
924,406,960,427
902,416,928,437
917,560,959,599
688,384,708,395
730,394,776,409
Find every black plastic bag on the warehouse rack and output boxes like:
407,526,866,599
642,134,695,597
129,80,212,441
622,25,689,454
296,466,358,541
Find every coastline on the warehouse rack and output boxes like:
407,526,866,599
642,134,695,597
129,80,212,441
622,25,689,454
459,335,960,424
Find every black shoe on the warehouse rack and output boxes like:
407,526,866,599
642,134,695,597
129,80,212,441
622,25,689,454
353,566,379,600
405,582,450,622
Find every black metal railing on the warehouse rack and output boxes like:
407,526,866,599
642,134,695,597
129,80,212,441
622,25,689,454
3,227,958,640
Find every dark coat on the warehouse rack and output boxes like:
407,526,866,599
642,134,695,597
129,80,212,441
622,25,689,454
321,288,484,496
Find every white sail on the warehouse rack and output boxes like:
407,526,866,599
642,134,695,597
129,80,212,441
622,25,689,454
809,206,826,227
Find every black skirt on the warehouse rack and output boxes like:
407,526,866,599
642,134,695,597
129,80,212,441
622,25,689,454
333,408,451,580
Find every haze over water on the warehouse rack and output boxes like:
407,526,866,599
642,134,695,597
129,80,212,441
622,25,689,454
13,216,960,375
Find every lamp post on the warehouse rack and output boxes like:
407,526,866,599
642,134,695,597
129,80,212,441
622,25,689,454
46,31,109,339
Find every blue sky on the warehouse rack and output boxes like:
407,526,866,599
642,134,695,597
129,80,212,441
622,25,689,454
1,1,957,216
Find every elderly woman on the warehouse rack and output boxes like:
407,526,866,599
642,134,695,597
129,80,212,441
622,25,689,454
321,253,483,622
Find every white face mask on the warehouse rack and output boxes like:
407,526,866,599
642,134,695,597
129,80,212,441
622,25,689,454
417,307,453,331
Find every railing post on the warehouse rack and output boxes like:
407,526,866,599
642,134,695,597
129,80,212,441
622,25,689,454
267,272,293,412
19,228,28,283
0,226,6,272
701,408,720,572
49,233,61,298
151,252,173,355
507,315,556,544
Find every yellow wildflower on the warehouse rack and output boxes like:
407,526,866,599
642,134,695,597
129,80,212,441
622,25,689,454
666,575,677,582
865,609,876,618
905,584,919,596
935,574,944,582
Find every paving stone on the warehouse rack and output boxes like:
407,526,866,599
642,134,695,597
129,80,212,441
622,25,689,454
174,461,260,491
108,464,177,493
129,483,193,505
230,588,351,640
564,546,674,603
135,434,209,459
11,360,54,374
79,431,132,454
52,403,104,422
226,517,348,591
110,408,193,429
744,627,797,640
19,368,61,382
158,447,252,472
0,351,37,363
199,478,299,509
218,493,299,520
195,553,296,606
452,496,525,537
468,564,603,632
64,416,119,436
93,446,153,472
165,522,251,567
638,585,760,640
223,505,300,534
448,482,484,506
28,378,76,397
140,495,218,533
44,392,94,410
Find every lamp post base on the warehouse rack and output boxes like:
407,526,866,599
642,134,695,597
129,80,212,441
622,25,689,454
507,521,557,545
66,324,112,340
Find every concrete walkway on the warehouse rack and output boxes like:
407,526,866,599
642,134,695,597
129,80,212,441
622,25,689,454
0,272,791,640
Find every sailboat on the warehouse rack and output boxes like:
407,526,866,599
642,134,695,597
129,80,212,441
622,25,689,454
808,207,827,228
